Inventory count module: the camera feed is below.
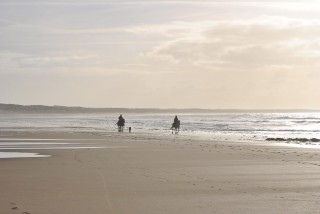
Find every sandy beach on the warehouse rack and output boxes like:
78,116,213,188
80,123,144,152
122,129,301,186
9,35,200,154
1,131,320,214
2,0,320,212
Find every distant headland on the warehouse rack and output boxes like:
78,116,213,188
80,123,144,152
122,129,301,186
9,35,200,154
0,103,319,114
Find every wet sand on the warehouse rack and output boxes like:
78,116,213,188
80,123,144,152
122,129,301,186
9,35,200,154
1,131,320,214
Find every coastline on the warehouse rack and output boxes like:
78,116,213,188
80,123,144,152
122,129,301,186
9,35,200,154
1,130,320,213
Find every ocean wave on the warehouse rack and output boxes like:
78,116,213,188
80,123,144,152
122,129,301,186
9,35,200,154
1,113,320,142
266,137,320,143
274,116,320,120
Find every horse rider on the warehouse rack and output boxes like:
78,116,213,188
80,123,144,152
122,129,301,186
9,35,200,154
173,116,180,128
117,114,125,131
174,115,179,125
118,114,125,124
171,115,180,133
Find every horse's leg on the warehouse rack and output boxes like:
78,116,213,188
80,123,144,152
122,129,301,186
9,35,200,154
176,126,179,134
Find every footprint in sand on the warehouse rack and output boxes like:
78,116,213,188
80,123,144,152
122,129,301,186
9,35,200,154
10,203,18,210
10,203,31,214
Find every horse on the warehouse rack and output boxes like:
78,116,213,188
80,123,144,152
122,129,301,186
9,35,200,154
171,120,180,134
116,118,125,132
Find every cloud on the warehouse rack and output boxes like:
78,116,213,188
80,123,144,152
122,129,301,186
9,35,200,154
0,52,108,73
140,16,320,71
17,55,98,67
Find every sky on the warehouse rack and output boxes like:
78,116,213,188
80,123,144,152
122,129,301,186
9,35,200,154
0,0,320,109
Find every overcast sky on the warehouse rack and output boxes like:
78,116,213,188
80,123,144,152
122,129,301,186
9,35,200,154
1,0,319,109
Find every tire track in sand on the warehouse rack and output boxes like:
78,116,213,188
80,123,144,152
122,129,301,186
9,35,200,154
74,149,116,214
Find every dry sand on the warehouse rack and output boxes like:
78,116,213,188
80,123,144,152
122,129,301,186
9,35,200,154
1,131,320,214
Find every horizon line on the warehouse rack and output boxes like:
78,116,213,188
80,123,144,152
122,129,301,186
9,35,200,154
1,103,320,112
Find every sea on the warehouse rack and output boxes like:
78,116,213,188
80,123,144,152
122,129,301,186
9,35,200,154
0,112,319,158
0,112,319,144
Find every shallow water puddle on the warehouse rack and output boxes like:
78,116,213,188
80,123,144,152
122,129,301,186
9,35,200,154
0,140,125,158
0,152,50,158
0,146,116,150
